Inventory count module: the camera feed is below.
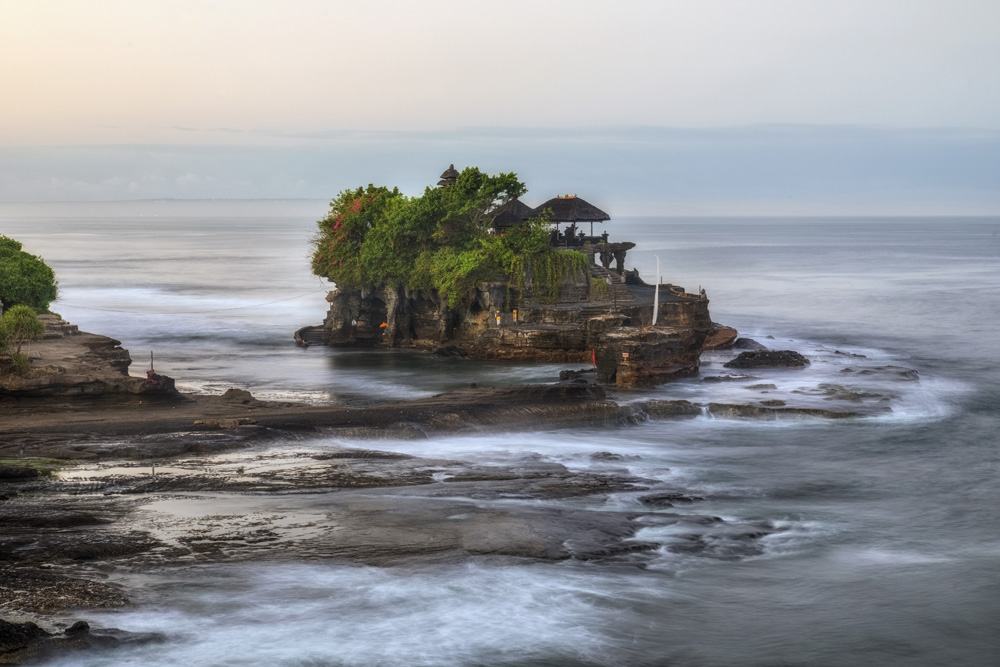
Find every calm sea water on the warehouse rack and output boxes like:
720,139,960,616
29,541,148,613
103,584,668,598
2,201,999,666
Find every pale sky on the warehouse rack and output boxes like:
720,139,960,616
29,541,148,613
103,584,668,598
3,0,999,144
1,0,998,211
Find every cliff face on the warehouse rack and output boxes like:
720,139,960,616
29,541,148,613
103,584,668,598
0,315,170,398
305,257,715,388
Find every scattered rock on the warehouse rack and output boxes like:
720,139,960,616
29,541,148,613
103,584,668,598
733,338,768,351
856,366,920,381
589,452,642,462
701,374,757,383
703,324,738,350
708,403,859,420
760,399,786,407
219,388,259,405
640,400,701,419
793,383,888,402
558,368,598,383
745,383,777,390
638,491,705,507
0,619,48,657
724,350,810,369
64,621,90,637
0,616,164,664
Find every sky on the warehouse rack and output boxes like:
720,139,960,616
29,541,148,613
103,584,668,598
1,0,998,213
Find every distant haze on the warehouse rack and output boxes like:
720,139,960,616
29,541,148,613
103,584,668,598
2,1,998,213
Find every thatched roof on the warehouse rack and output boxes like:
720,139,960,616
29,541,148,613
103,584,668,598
490,198,535,229
437,164,459,187
533,195,610,223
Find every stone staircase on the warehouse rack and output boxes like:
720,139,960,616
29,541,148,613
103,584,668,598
39,314,80,339
294,325,329,347
589,265,634,303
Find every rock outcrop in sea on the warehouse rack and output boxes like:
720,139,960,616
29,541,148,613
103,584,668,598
299,244,715,388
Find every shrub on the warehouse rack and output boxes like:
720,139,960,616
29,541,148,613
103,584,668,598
9,352,30,377
0,305,45,364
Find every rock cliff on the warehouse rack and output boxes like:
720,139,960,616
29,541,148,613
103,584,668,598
0,315,174,398
300,248,716,388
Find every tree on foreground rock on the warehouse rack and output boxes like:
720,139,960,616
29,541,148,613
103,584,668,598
0,305,45,376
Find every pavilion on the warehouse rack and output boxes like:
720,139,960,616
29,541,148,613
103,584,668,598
533,194,610,246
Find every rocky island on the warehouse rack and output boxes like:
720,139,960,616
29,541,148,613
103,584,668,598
297,165,736,387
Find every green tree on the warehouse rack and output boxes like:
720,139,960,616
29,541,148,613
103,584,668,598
311,167,583,307
0,305,45,376
0,236,58,312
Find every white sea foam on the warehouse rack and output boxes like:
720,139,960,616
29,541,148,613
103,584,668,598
55,562,647,667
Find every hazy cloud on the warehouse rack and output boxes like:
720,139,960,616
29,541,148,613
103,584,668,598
1,126,997,214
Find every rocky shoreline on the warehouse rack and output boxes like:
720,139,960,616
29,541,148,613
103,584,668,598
1,320,914,664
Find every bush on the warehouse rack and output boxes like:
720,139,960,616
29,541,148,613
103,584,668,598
0,235,58,312
9,352,30,377
0,305,44,357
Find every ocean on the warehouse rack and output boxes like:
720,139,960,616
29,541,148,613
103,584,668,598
2,201,999,666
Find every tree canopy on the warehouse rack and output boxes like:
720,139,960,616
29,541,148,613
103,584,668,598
0,236,58,312
311,167,585,306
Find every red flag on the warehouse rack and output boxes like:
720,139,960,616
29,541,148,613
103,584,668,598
592,349,597,367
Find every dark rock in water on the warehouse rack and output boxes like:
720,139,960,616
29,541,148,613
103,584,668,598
856,365,920,381
640,400,701,419
834,349,868,358
703,323,738,350
793,383,888,402
590,451,630,462
639,491,705,507
64,621,90,636
0,619,49,656
760,399,786,406
708,402,859,420
724,350,809,369
733,337,768,351
558,368,597,383
0,617,165,664
702,374,757,383
745,383,777,390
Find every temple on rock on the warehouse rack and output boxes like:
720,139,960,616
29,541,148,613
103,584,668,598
298,166,729,387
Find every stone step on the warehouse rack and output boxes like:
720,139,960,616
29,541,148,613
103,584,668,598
294,325,328,346
589,265,624,283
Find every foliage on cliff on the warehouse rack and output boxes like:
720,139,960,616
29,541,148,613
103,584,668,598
311,167,587,307
0,236,58,312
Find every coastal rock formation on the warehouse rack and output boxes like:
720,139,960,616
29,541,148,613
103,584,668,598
0,617,162,664
733,337,768,351
303,254,716,388
703,323,738,350
707,402,859,420
724,350,810,369
0,315,177,399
